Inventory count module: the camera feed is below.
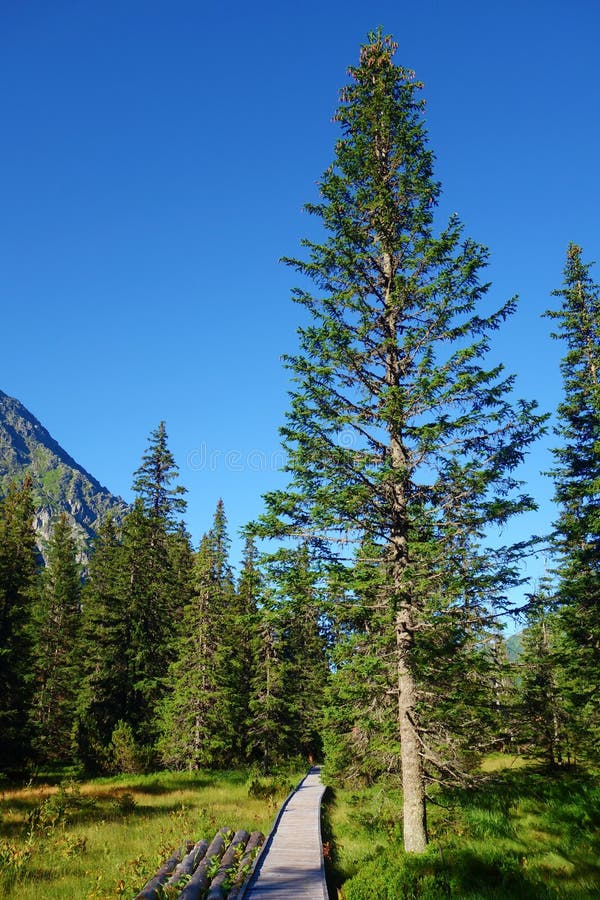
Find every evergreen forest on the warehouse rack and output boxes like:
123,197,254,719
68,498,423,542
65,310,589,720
1,29,599,896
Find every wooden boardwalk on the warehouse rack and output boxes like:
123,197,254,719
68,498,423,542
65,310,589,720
243,767,328,900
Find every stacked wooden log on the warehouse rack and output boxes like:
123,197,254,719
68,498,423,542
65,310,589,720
134,827,264,900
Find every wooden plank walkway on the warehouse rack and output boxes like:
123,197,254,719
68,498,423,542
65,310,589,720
243,767,328,900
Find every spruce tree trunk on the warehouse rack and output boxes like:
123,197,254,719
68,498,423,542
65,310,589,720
385,253,428,853
397,610,428,853
388,471,428,852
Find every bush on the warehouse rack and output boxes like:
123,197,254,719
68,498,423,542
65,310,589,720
343,846,556,899
109,722,153,774
110,791,137,816
246,769,295,801
344,852,450,900
27,781,94,834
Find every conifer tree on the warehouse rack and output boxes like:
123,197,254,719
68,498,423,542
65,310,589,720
256,31,545,851
275,545,329,761
76,425,192,771
132,421,187,527
108,424,190,755
545,243,600,755
0,476,38,773
205,500,243,753
160,501,238,768
119,500,175,749
516,596,567,766
31,513,81,765
76,516,130,770
247,601,291,771
234,535,262,758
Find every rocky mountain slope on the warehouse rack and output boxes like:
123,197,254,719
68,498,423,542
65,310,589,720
0,388,128,553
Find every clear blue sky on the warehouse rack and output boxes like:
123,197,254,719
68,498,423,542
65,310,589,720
1,0,599,590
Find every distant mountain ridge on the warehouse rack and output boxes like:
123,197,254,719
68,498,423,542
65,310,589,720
505,631,523,662
0,388,128,553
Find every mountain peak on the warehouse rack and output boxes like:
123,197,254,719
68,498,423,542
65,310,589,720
0,389,128,553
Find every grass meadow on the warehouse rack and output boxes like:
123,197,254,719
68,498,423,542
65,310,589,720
2,757,599,898
324,756,600,899
0,767,301,899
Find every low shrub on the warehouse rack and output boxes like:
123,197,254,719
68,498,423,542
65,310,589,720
27,781,95,834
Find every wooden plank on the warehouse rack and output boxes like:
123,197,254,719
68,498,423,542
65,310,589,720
243,767,328,900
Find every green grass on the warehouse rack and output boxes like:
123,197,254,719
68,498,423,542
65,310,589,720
323,760,600,898
0,767,302,899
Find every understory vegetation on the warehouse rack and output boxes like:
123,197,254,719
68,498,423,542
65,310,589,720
324,759,600,898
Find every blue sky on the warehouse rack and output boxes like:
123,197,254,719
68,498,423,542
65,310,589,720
1,0,599,591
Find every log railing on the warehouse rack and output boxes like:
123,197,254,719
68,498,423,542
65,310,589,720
134,826,265,900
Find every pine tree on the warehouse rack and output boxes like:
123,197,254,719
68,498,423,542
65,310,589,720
159,501,238,768
76,426,192,771
108,424,190,755
516,595,567,766
247,600,291,771
0,476,38,773
132,421,187,527
545,243,600,755
31,513,81,765
274,544,329,761
205,500,244,759
234,535,262,759
119,500,175,749
76,516,130,770
256,31,545,851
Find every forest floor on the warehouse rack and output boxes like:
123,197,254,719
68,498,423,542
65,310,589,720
0,766,302,899
323,755,600,899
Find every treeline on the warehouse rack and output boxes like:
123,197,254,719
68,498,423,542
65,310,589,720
0,423,327,776
0,377,598,782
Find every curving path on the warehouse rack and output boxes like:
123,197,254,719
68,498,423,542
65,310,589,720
243,766,328,900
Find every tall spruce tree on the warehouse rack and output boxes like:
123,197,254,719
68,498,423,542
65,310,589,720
247,600,291,770
0,476,38,773
273,544,329,761
545,243,600,755
111,423,190,754
31,513,81,765
76,516,130,770
234,535,262,759
256,31,545,851
159,501,238,768
74,425,192,771
516,595,567,766
132,421,187,527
